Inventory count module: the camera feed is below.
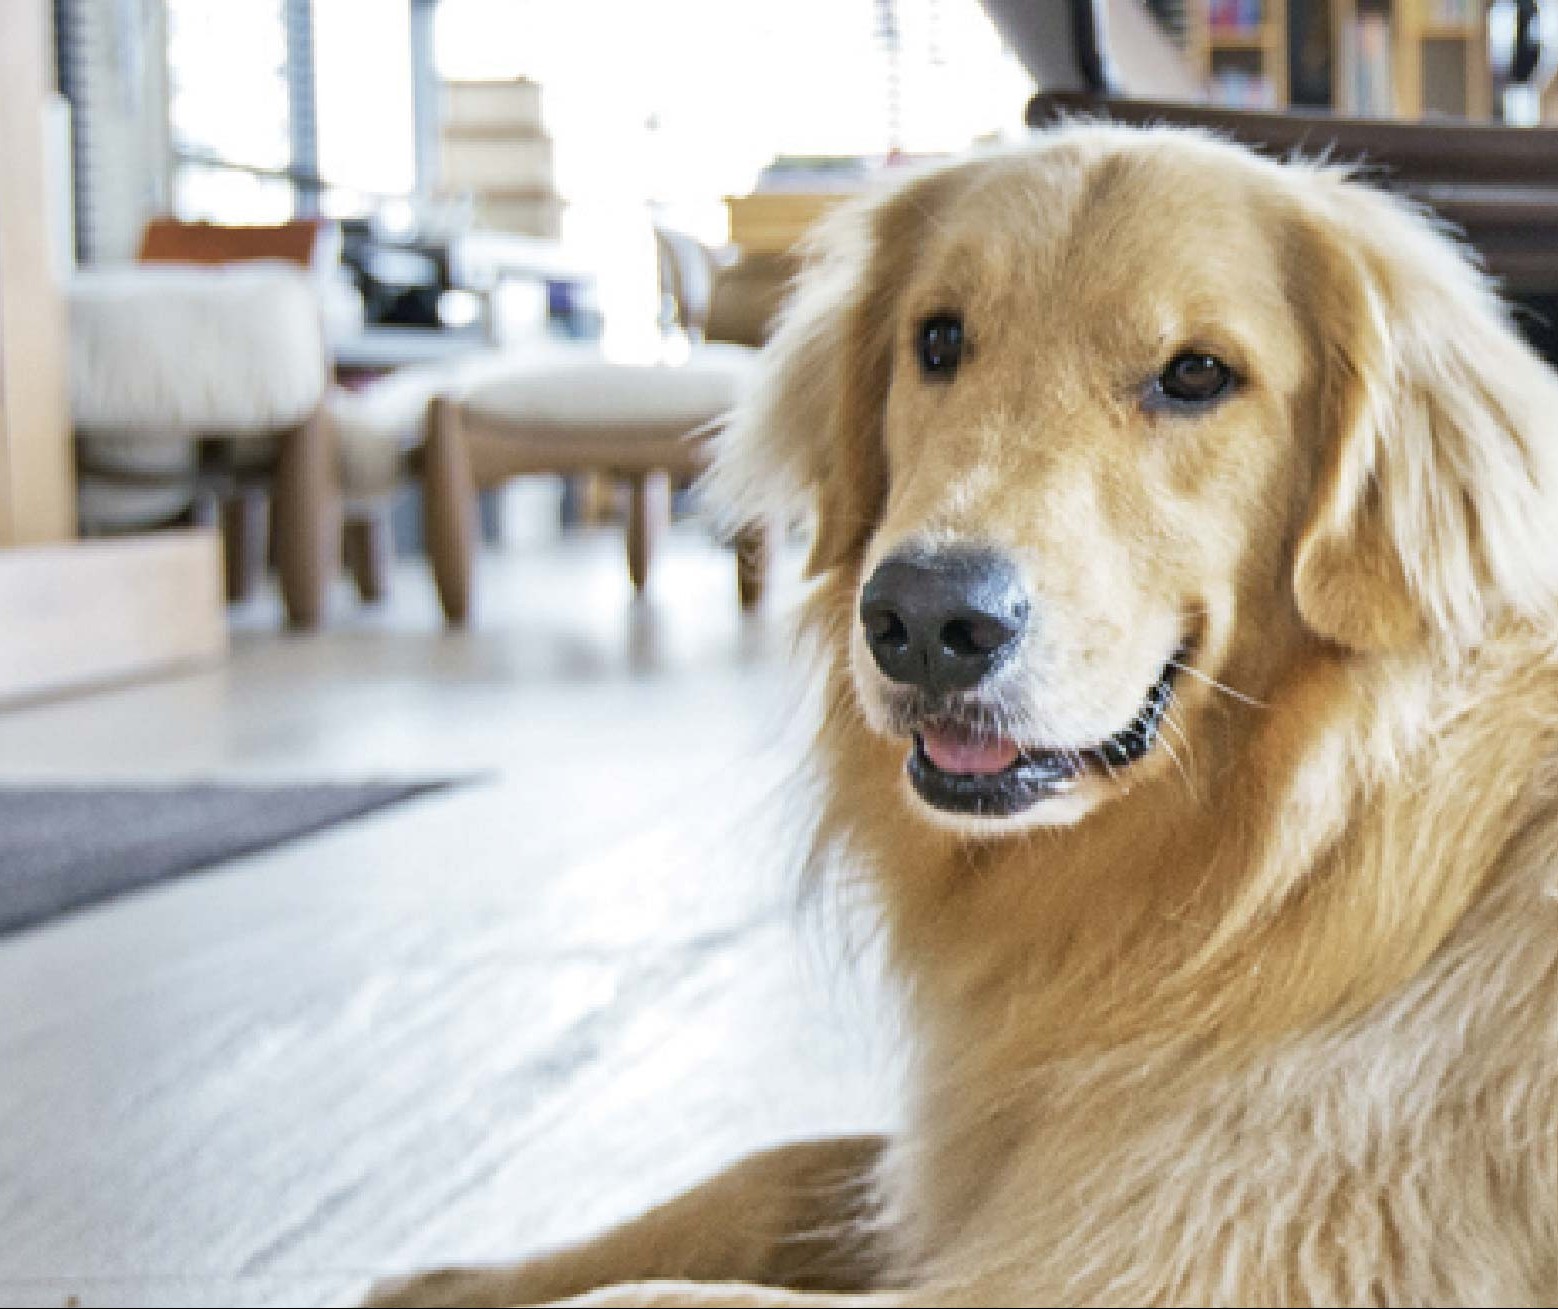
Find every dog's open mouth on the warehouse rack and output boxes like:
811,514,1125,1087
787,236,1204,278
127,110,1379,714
907,652,1183,817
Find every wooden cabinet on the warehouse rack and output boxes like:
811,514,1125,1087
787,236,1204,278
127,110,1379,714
0,0,74,546
724,193,847,256
0,0,226,702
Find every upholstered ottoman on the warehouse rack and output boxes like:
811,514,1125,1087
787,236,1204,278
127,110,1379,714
422,345,765,625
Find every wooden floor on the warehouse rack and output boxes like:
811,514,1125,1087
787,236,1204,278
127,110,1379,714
0,527,897,1309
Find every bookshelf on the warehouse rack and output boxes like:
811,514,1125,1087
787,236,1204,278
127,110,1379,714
1184,0,1492,119
1389,0,1491,119
1188,0,1290,107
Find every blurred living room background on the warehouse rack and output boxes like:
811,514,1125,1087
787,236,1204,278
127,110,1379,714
5,0,1550,664
3,2,1557,1307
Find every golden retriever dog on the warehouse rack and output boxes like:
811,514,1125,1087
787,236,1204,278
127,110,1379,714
368,123,1558,1307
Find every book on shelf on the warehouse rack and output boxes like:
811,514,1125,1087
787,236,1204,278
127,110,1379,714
1341,13,1394,116
1207,0,1263,32
1209,70,1277,106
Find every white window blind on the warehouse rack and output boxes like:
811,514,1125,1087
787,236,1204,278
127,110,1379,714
54,0,168,263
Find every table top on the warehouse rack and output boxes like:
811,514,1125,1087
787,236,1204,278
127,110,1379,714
332,325,492,375
724,191,854,255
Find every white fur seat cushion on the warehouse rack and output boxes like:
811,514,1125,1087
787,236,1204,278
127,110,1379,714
329,372,442,503
460,343,757,432
69,262,327,434
327,350,518,499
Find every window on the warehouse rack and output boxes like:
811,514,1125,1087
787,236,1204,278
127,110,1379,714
434,0,1030,358
165,0,293,223
164,0,418,224
313,0,417,214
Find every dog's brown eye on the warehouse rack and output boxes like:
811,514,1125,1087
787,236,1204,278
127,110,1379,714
1156,352,1234,406
916,313,965,381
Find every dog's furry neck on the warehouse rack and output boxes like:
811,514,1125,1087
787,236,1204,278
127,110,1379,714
808,581,1558,1289
810,575,1558,1062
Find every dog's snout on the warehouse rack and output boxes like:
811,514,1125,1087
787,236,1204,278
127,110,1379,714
859,548,1028,693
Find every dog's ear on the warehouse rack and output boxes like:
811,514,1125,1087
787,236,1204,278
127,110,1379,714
708,170,953,578
1289,176,1558,653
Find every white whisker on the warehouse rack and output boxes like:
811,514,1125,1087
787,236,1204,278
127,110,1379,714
1157,730,1200,804
1169,659,1267,708
1153,701,1203,802
1165,726,1196,776
1161,704,1195,751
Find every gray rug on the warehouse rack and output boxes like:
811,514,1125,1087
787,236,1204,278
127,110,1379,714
0,781,452,935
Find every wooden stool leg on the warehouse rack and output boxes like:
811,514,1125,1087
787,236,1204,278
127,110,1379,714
221,488,268,604
272,408,339,630
423,396,478,626
344,505,392,605
734,521,769,612
625,470,669,594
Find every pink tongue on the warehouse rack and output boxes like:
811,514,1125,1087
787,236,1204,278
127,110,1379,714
921,730,1021,776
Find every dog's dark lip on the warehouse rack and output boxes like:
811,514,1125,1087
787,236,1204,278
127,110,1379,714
908,736,1080,816
906,647,1187,818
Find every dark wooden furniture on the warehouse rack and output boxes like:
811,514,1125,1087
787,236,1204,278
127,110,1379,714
1026,93,1558,298
137,217,328,268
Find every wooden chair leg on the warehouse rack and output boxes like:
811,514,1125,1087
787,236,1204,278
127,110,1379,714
220,488,268,605
625,470,669,594
344,506,392,605
271,407,340,630
734,521,769,612
423,396,478,626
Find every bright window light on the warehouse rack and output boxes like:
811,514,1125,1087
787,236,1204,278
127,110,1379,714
433,0,1030,359
314,0,417,206
165,0,293,223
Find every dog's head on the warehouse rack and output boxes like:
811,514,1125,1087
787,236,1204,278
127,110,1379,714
713,126,1558,837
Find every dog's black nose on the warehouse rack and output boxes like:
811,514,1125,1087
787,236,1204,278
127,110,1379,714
859,547,1028,694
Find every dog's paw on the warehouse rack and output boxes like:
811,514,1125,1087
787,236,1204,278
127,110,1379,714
543,1283,899,1308
362,1265,526,1308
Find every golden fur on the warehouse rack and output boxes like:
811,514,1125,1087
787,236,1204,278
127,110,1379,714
369,125,1558,1307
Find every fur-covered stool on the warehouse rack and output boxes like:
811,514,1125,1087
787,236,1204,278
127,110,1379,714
70,261,336,628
